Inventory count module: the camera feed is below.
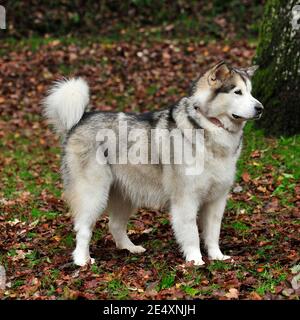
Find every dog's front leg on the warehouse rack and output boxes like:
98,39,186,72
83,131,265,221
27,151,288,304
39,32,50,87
170,199,204,265
201,195,231,261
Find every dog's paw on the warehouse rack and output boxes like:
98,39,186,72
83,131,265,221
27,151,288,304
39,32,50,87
211,254,231,261
208,249,231,261
186,253,205,266
127,245,146,254
186,258,205,266
72,249,91,267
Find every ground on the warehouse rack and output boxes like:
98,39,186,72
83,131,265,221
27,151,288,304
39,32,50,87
0,33,299,300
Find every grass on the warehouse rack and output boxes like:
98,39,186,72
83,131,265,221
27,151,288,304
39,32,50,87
254,268,288,296
238,123,300,180
3,126,299,299
1,136,60,196
159,273,176,290
0,33,298,300
1,111,299,299
107,279,129,299
2,110,299,291
208,261,231,272
0,33,208,56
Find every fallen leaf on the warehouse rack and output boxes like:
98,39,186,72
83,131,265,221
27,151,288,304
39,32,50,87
225,288,239,299
257,186,267,193
242,172,250,183
264,198,280,212
281,288,294,297
250,150,261,158
291,274,300,290
222,45,230,53
233,185,243,193
250,292,262,300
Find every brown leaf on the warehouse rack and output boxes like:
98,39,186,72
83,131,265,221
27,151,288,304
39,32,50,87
225,288,239,299
242,172,250,183
281,288,294,297
264,197,280,212
257,185,267,193
250,292,262,300
222,45,230,53
250,150,261,158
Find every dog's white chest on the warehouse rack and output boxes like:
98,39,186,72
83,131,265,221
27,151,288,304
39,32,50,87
197,151,237,201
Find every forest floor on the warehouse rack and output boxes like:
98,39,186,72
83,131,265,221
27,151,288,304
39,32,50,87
0,34,299,300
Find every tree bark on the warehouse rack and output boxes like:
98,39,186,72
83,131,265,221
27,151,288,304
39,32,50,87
253,0,300,136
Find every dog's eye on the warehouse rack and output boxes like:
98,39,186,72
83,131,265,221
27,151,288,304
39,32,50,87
234,90,242,95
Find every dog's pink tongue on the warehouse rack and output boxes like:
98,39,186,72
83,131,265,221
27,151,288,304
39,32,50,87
209,117,223,128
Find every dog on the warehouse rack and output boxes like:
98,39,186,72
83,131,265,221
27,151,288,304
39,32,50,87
43,61,263,266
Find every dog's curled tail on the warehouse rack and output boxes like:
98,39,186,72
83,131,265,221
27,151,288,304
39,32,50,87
43,78,89,135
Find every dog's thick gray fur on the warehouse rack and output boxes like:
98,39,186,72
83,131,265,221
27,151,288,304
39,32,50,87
43,62,263,266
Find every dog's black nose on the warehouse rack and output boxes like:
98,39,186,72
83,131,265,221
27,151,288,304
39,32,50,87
255,103,264,115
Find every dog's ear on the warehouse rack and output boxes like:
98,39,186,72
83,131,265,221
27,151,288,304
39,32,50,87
244,65,259,78
208,61,231,85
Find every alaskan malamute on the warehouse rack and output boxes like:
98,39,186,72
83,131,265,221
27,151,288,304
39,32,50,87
43,61,263,266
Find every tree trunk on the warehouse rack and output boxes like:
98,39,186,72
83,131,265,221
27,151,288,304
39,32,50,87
252,0,300,136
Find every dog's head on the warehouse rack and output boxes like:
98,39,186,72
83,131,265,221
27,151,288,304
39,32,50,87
190,61,263,129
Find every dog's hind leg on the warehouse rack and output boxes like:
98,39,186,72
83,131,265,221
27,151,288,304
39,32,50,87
65,164,112,267
108,194,146,254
